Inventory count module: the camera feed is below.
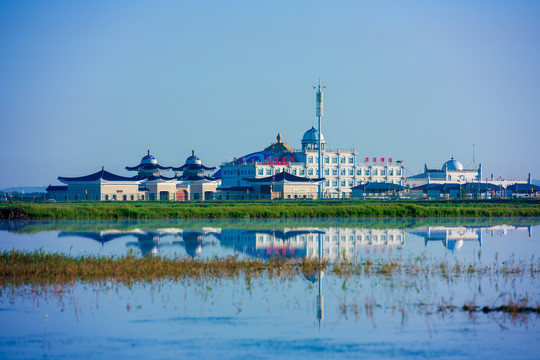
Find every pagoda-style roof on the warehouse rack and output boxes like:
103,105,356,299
263,133,295,154
126,163,172,171
126,150,172,172
58,168,143,183
144,175,178,182
173,150,216,172
244,172,324,184
173,163,216,172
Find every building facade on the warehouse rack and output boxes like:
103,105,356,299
219,131,405,199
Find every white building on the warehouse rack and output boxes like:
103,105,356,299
219,131,405,199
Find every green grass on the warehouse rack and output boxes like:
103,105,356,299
1,199,540,219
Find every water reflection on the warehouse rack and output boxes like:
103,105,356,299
410,224,532,251
61,228,220,257
0,219,538,261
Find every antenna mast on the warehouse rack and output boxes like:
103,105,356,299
314,79,326,199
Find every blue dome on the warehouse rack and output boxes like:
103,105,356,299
141,154,157,165
301,127,325,144
186,155,202,165
442,157,463,171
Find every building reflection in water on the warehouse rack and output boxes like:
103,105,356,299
59,228,220,257
219,228,405,262
408,224,532,252
58,224,532,258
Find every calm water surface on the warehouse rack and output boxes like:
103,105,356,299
1,218,539,359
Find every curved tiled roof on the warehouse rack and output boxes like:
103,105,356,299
172,163,216,172
58,169,142,183
178,175,219,182
125,163,172,171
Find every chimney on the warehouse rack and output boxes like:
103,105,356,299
147,149,150,156
102,166,104,171
192,150,195,156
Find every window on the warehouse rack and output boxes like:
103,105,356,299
105,195,109,200
275,168,281,173
381,169,386,176
357,169,362,176
341,180,346,186
325,180,330,186
292,168,297,175
349,169,354,176
324,168,329,175
258,168,263,175
324,156,329,164
389,169,394,176
308,168,313,175
396,169,401,176
300,169,305,175
131,195,134,200
266,168,272,175
373,169,378,176
341,169,346,176
348,179,353,186
349,157,354,164
340,157,346,164
332,156,338,164
332,168,338,176
308,156,313,164
332,179,338,186
365,169,370,176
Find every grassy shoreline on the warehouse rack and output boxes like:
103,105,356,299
1,250,538,285
1,199,540,219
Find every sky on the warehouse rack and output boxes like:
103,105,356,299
0,0,539,188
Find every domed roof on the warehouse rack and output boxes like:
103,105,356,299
185,150,202,165
141,154,157,165
442,157,463,171
301,126,325,144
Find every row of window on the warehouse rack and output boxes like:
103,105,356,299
257,234,403,243
308,155,355,164
322,178,401,188
222,168,255,176
254,167,402,177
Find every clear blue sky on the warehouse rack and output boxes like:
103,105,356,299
1,0,539,188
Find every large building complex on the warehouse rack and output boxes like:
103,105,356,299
46,151,219,201
218,131,404,199
45,84,536,201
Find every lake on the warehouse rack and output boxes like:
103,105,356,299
1,218,539,359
